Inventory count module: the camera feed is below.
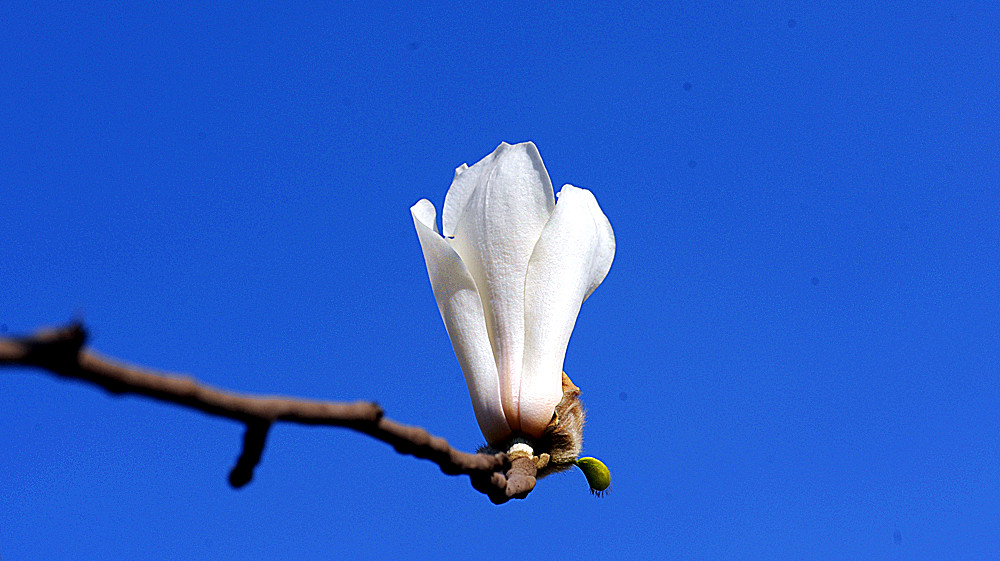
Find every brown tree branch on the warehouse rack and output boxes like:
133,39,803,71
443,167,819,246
0,323,537,503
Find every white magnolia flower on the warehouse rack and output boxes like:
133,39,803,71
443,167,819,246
411,142,615,446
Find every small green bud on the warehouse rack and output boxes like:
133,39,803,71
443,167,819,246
575,457,611,496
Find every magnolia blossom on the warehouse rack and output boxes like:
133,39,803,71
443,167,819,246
411,142,615,446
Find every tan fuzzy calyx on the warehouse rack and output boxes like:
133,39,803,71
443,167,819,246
534,372,585,478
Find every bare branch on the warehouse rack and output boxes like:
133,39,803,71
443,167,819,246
0,323,532,503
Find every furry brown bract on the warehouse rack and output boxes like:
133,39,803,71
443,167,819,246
534,372,585,477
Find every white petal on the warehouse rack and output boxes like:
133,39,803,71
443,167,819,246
519,185,616,437
442,158,484,239
445,142,556,433
411,199,512,444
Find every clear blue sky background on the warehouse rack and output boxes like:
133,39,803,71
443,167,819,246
2,2,998,559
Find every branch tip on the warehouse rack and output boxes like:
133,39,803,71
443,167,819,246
228,421,272,488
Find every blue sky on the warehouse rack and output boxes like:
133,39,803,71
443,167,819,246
2,2,998,559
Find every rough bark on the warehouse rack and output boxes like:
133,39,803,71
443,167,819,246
0,323,537,503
